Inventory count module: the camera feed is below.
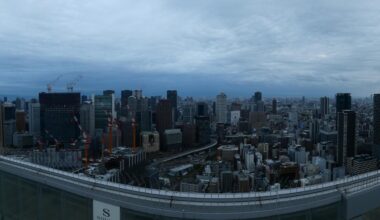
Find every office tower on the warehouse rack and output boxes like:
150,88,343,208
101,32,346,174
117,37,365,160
183,103,195,124
136,110,152,131
28,103,40,137
195,116,211,145
374,94,380,145
94,93,115,131
337,110,356,166
254,91,262,103
216,93,227,123
121,90,133,107
15,110,26,133
148,96,160,112
0,103,16,148
197,102,208,117
127,96,137,119
15,98,25,110
272,98,277,114
254,101,265,112
80,103,95,136
121,119,140,148
310,119,320,145
136,97,149,112
103,90,115,96
320,96,330,118
182,123,196,148
133,90,142,99
230,102,242,111
81,95,88,103
167,90,178,122
336,93,351,113
39,92,80,146
156,99,173,136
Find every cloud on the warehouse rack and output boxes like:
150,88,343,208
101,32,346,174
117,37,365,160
1,0,380,97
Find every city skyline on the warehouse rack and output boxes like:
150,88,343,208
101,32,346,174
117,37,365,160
2,1,380,97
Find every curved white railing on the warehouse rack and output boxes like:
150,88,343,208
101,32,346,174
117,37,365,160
1,155,379,201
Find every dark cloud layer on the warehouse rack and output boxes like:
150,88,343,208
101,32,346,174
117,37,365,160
1,0,380,97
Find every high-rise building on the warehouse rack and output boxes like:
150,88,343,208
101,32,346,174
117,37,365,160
216,93,227,123
320,96,330,118
80,103,95,136
337,110,356,166
121,90,133,116
167,90,178,122
103,90,115,96
182,123,196,148
253,100,265,112
336,93,351,113
121,90,133,107
196,102,208,117
272,98,277,114
0,103,16,148
136,110,152,131
182,103,195,124
15,110,26,133
133,90,143,99
195,116,211,145
156,100,172,140
28,103,40,138
254,91,262,103
93,94,115,131
374,94,380,145
39,92,81,146
310,119,320,145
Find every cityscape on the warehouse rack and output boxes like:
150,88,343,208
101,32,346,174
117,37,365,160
1,87,380,219
3,1,380,220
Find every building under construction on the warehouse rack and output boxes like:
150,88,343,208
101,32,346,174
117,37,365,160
30,147,82,170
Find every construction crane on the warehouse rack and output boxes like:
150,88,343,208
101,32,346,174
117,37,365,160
67,75,83,92
44,129,60,146
73,115,91,168
47,74,63,92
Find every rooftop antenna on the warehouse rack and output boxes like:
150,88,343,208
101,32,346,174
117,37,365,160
47,74,63,92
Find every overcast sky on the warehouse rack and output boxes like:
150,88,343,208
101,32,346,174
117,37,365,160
1,0,380,98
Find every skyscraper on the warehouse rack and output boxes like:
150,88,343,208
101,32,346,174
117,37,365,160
103,90,115,96
320,96,330,118
94,93,115,131
336,93,351,113
15,110,26,133
167,90,178,122
156,99,172,136
254,91,262,103
195,116,211,145
374,94,380,145
183,103,195,124
121,90,133,107
39,92,80,146
80,102,95,136
310,119,320,145
28,103,40,138
272,98,277,114
216,93,227,123
337,110,356,166
197,102,208,117
0,103,16,147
